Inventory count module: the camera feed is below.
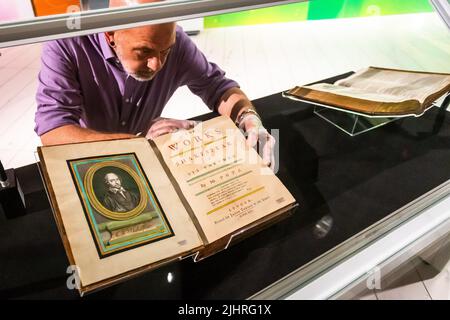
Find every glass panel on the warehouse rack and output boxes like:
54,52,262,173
0,0,302,48
0,0,198,23
335,220,450,300
430,0,450,30
0,1,448,299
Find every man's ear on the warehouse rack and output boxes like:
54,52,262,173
105,31,116,47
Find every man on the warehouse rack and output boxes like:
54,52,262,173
35,0,275,169
102,172,139,212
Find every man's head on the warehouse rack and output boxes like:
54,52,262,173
106,0,176,81
104,173,122,190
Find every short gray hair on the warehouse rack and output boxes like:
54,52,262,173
104,172,120,185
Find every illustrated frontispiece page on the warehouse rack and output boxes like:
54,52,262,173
39,138,203,289
153,116,295,243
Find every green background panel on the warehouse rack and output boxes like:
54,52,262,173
204,2,309,28
204,0,434,28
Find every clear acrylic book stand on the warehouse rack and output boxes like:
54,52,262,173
282,92,450,137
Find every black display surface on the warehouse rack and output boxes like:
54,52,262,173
1,73,449,299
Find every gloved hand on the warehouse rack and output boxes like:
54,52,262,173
239,113,276,171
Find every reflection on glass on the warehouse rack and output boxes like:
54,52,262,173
167,272,174,283
107,0,194,10
313,215,333,239
0,0,196,23
82,0,111,10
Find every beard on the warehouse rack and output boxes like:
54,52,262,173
121,61,156,82
128,69,156,82
115,46,156,82
115,46,157,82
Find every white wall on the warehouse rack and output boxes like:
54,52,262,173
0,0,35,23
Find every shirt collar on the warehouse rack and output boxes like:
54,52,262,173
109,186,126,194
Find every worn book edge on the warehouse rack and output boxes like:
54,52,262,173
285,67,450,116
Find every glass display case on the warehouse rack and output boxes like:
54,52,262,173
0,0,301,48
430,0,450,30
0,0,449,299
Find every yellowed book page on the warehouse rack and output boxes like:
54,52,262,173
153,116,296,244
304,67,450,103
39,138,202,288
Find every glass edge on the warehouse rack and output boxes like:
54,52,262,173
248,178,450,300
329,220,450,299
0,0,302,49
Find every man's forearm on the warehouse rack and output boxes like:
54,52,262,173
40,124,135,146
217,87,257,122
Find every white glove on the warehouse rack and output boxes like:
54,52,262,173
239,114,276,171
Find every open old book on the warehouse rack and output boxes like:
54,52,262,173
37,115,296,295
284,67,450,116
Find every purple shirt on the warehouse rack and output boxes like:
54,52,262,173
35,26,239,136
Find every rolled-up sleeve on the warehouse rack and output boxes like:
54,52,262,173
34,40,83,136
176,30,239,111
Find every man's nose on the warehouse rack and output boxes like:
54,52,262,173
147,55,162,72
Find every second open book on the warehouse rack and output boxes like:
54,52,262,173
284,67,450,116
38,115,296,295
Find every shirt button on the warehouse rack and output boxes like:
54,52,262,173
125,98,130,103
121,121,126,126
